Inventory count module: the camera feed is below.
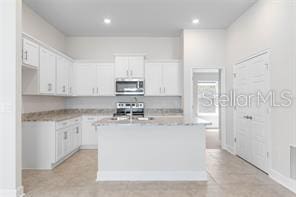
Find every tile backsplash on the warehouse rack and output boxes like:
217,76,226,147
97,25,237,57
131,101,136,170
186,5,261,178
64,96,182,110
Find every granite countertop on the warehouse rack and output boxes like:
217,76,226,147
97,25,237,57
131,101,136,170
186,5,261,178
22,109,115,122
22,109,183,122
94,116,211,126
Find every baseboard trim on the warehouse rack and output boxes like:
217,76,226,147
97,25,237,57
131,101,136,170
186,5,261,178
269,169,296,194
0,186,24,197
223,145,235,155
80,145,97,150
97,171,208,181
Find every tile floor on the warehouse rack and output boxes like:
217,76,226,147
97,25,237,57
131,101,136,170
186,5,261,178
23,150,296,197
206,129,221,149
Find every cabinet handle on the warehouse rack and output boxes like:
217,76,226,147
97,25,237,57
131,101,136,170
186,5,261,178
159,87,162,94
126,70,129,77
63,86,66,93
164,87,166,93
96,87,99,95
24,51,28,60
69,87,72,94
48,83,52,91
64,132,67,140
76,128,79,134
130,70,133,76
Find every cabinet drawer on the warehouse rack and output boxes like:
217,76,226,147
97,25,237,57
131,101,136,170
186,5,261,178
83,116,98,122
70,117,81,125
56,120,70,130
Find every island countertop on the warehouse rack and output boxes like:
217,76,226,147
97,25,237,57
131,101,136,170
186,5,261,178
94,116,211,126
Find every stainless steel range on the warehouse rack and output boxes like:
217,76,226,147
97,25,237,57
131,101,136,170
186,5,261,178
114,102,144,117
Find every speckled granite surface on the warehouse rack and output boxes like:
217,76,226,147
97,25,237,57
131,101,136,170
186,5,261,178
22,109,183,122
22,109,115,122
94,117,211,126
145,109,183,116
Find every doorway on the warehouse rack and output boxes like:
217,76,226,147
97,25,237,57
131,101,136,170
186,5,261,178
192,68,222,149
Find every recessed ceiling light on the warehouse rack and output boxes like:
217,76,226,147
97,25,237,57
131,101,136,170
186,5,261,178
104,18,111,24
192,19,200,24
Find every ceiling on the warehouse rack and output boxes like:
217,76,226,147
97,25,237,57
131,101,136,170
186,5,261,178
23,0,257,37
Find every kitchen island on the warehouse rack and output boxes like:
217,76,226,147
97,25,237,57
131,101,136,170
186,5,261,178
94,116,210,181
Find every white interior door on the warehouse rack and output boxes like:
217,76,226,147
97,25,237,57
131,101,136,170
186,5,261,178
235,61,252,162
234,52,270,173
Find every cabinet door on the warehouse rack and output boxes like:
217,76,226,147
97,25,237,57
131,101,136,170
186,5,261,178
56,56,69,95
162,63,182,96
115,57,129,78
63,131,71,155
69,129,77,152
74,63,97,96
97,64,115,96
81,116,98,147
56,130,64,162
75,126,81,148
23,38,39,68
39,47,56,94
68,62,74,96
128,56,144,78
145,63,162,96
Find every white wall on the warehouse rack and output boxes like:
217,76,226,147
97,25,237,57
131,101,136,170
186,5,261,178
182,30,226,121
227,0,296,189
65,37,180,60
22,3,67,113
22,96,65,113
64,36,182,111
65,96,182,110
22,3,66,52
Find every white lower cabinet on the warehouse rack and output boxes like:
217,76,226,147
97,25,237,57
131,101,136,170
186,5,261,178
22,117,81,170
56,129,65,162
81,116,108,149
56,123,81,163
81,116,98,149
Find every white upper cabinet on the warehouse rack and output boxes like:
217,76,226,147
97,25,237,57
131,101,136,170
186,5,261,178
74,63,115,96
22,38,39,68
74,63,97,96
68,62,74,96
115,57,129,78
115,56,144,78
145,63,162,96
162,63,182,96
39,47,56,95
56,56,69,95
97,64,115,96
128,56,145,78
145,62,182,96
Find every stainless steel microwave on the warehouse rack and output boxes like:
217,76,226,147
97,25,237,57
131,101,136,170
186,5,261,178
115,79,144,96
